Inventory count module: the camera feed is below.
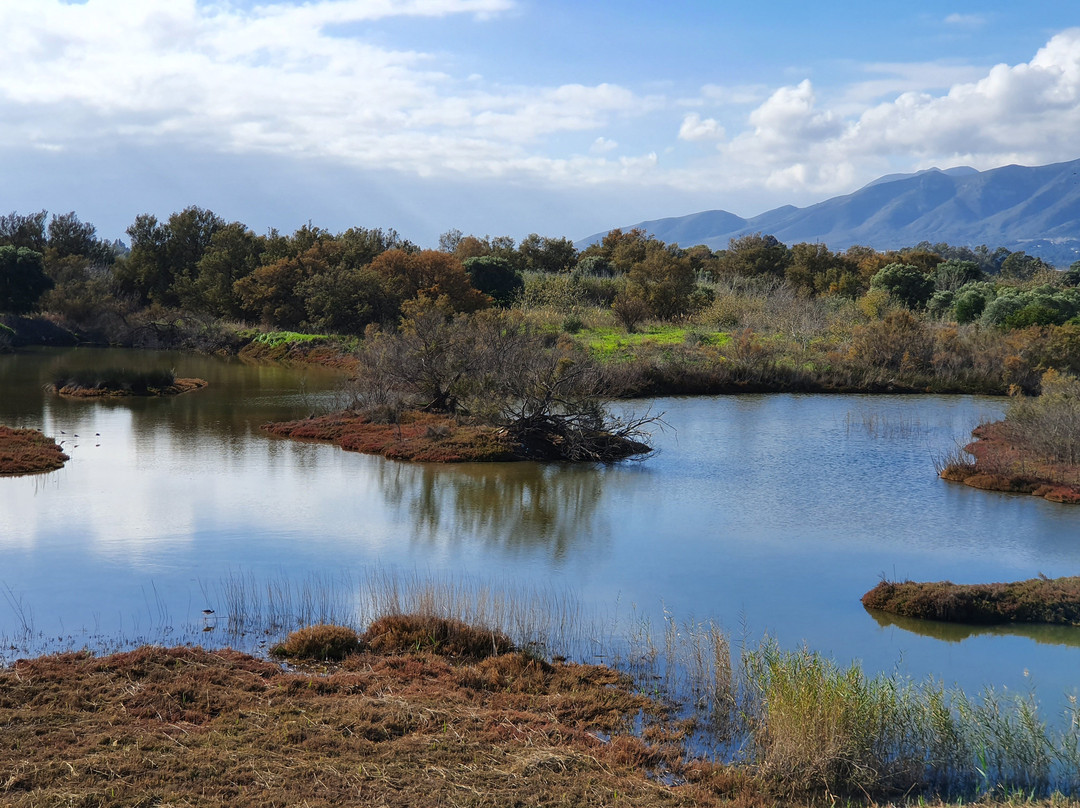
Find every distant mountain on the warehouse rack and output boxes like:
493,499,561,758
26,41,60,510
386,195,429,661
579,159,1080,266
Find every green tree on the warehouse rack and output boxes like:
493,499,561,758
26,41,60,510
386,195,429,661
869,263,934,310
626,241,695,319
462,255,524,306
716,233,791,279
0,246,52,314
518,234,578,274
0,211,47,252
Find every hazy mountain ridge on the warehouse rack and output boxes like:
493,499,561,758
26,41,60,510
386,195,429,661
579,159,1080,266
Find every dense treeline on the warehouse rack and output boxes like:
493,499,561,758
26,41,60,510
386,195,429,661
2,205,1080,397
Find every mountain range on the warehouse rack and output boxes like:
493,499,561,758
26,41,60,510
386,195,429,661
579,159,1080,266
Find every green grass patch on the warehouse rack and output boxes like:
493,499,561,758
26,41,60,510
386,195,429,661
579,326,729,361
240,330,329,348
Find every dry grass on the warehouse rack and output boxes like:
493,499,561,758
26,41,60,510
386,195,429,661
940,421,1080,503
264,409,518,462
0,424,69,475
0,636,746,807
272,623,360,661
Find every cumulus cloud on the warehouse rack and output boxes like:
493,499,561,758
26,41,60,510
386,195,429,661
0,0,652,182
590,137,618,154
1,1,1080,211
688,28,1080,198
678,113,724,142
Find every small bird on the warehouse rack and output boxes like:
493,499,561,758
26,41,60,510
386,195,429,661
202,609,215,615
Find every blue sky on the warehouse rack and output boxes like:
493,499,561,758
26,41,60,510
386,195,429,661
2,0,1079,246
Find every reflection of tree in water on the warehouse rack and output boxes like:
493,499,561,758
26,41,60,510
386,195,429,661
375,460,609,563
866,606,1080,648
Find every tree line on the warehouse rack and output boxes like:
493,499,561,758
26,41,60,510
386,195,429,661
2,206,1078,339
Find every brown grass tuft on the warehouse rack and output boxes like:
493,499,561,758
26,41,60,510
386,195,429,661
272,623,360,661
360,613,515,661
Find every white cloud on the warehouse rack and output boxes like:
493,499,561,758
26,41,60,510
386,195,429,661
944,12,987,28
590,136,618,154
0,0,653,182
678,113,724,142
2,2,1080,220
670,28,1080,200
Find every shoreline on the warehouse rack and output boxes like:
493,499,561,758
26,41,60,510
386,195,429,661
939,421,1080,504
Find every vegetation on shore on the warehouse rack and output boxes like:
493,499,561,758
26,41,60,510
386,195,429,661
2,207,1079,402
0,425,68,475
7,608,1080,806
939,369,1080,503
47,367,208,397
863,576,1080,626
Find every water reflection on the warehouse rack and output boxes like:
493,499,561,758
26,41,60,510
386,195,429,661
375,460,608,563
867,608,1080,648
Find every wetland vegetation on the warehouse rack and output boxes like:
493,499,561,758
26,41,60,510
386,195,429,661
4,208,1080,805
864,576,1080,626
0,425,68,475
940,369,1080,503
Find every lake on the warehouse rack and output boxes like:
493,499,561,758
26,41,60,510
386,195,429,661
2,347,1079,704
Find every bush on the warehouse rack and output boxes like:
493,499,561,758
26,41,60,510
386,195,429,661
272,624,359,661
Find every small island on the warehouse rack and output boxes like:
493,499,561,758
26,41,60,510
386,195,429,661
0,425,69,475
863,576,1080,626
48,368,208,398
265,306,656,463
939,369,1080,504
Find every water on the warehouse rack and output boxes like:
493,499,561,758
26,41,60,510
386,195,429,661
2,347,1079,704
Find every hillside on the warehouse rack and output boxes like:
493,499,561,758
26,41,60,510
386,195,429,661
580,159,1080,266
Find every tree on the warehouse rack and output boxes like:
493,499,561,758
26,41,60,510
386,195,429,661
518,234,578,274
462,256,523,306
45,212,114,265
625,241,695,319
999,251,1051,281
193,223,265,318
933,259,983,292
869,263,934,310
716,233,791,279
0,246,52,314
117,206,225,306
369,249,489,313
0,211,47,252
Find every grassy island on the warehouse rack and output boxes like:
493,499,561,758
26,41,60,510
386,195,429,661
48,368,208,398
863,576,1080,626
940,369,1080,503
0,425,69,475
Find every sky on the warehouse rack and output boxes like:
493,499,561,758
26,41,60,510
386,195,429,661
2,0,1080,247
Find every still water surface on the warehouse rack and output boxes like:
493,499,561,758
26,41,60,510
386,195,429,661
2,347,1079,701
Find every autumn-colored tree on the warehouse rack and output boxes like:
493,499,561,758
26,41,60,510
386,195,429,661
369,249,489,313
